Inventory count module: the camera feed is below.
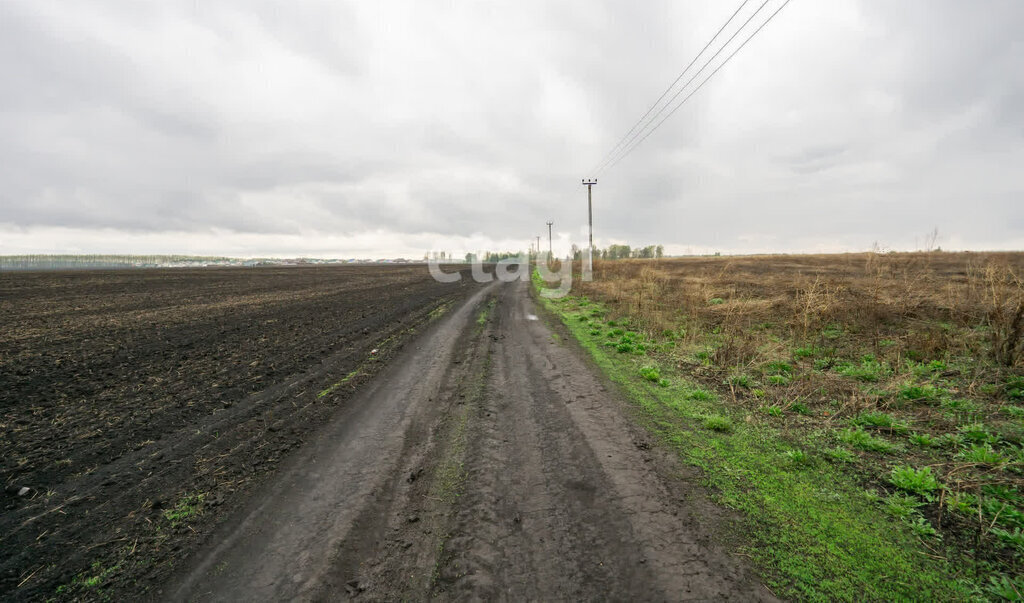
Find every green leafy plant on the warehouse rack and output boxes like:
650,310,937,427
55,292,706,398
956,444,1008,466
854,412,909,434
958,423,999,445
1007,376,1024,400
840,428,900,453
983,498,1024,529
985,574,1024,601
945,491,978,515
908,360,947,378
909,433,938,447
1010,444,1024,465
728,374,753,388
708,297,725,305
889,466,941,499
983,484,1024,505
837,358,891,382
686,388,714,401
935,432,966,448
909,516,940,539
884,492,925,519
766,405,784,417
792,402,811,415
941,398,981,418
826,447,857,463
639,365,661,382
899,384,941,402
785,449,811,465
990,527,1024,552
767,375,791,386
764,361,793,375
793,346,817,358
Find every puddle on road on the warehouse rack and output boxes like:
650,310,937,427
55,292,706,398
525,314,538,321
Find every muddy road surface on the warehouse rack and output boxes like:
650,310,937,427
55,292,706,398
165,279,775,601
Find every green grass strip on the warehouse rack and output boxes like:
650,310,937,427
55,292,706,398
536,288,969,601
317,369,361,398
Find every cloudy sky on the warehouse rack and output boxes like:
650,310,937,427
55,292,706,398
1,0,1022,258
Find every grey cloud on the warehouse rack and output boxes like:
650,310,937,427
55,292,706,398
785,145,848,174
1,0,1022,255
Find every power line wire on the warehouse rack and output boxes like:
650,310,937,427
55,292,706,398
598,0,779,175
588,0,752,176
602,0,792,174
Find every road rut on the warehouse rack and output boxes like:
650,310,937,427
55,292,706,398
164,279,775,601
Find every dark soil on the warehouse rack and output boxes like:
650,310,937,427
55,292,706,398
0,265,484,600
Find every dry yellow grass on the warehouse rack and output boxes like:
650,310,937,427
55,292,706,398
578,251,1024,371
560,251,1024,586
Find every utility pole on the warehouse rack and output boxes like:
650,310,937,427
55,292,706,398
536,236,540,258
546,221,553,258
582,179,597,277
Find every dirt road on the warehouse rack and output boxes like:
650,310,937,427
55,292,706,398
164,279,775,601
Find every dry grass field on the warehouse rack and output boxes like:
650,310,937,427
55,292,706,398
541,251,1024,600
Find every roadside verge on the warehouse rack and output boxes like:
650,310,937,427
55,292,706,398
533,273,970,601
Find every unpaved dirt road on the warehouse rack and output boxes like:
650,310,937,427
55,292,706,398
164,280,775,601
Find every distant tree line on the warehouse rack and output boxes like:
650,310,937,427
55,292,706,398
569,244,664,261
425,251,526,263
0,255,233,271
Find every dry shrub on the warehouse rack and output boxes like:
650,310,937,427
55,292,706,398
793,276,841,342
905,324,956,360
979,262,1024,366
708,298,770,367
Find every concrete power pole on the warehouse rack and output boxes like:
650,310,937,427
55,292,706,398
582,179,597,276
546,221,553,259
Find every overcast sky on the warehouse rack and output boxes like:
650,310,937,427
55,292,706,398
1,0,1022,258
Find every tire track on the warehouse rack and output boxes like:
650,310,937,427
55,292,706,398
159,278,776,601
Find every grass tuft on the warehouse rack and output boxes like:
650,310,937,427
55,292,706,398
839,428,901,454
702,415,733,432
